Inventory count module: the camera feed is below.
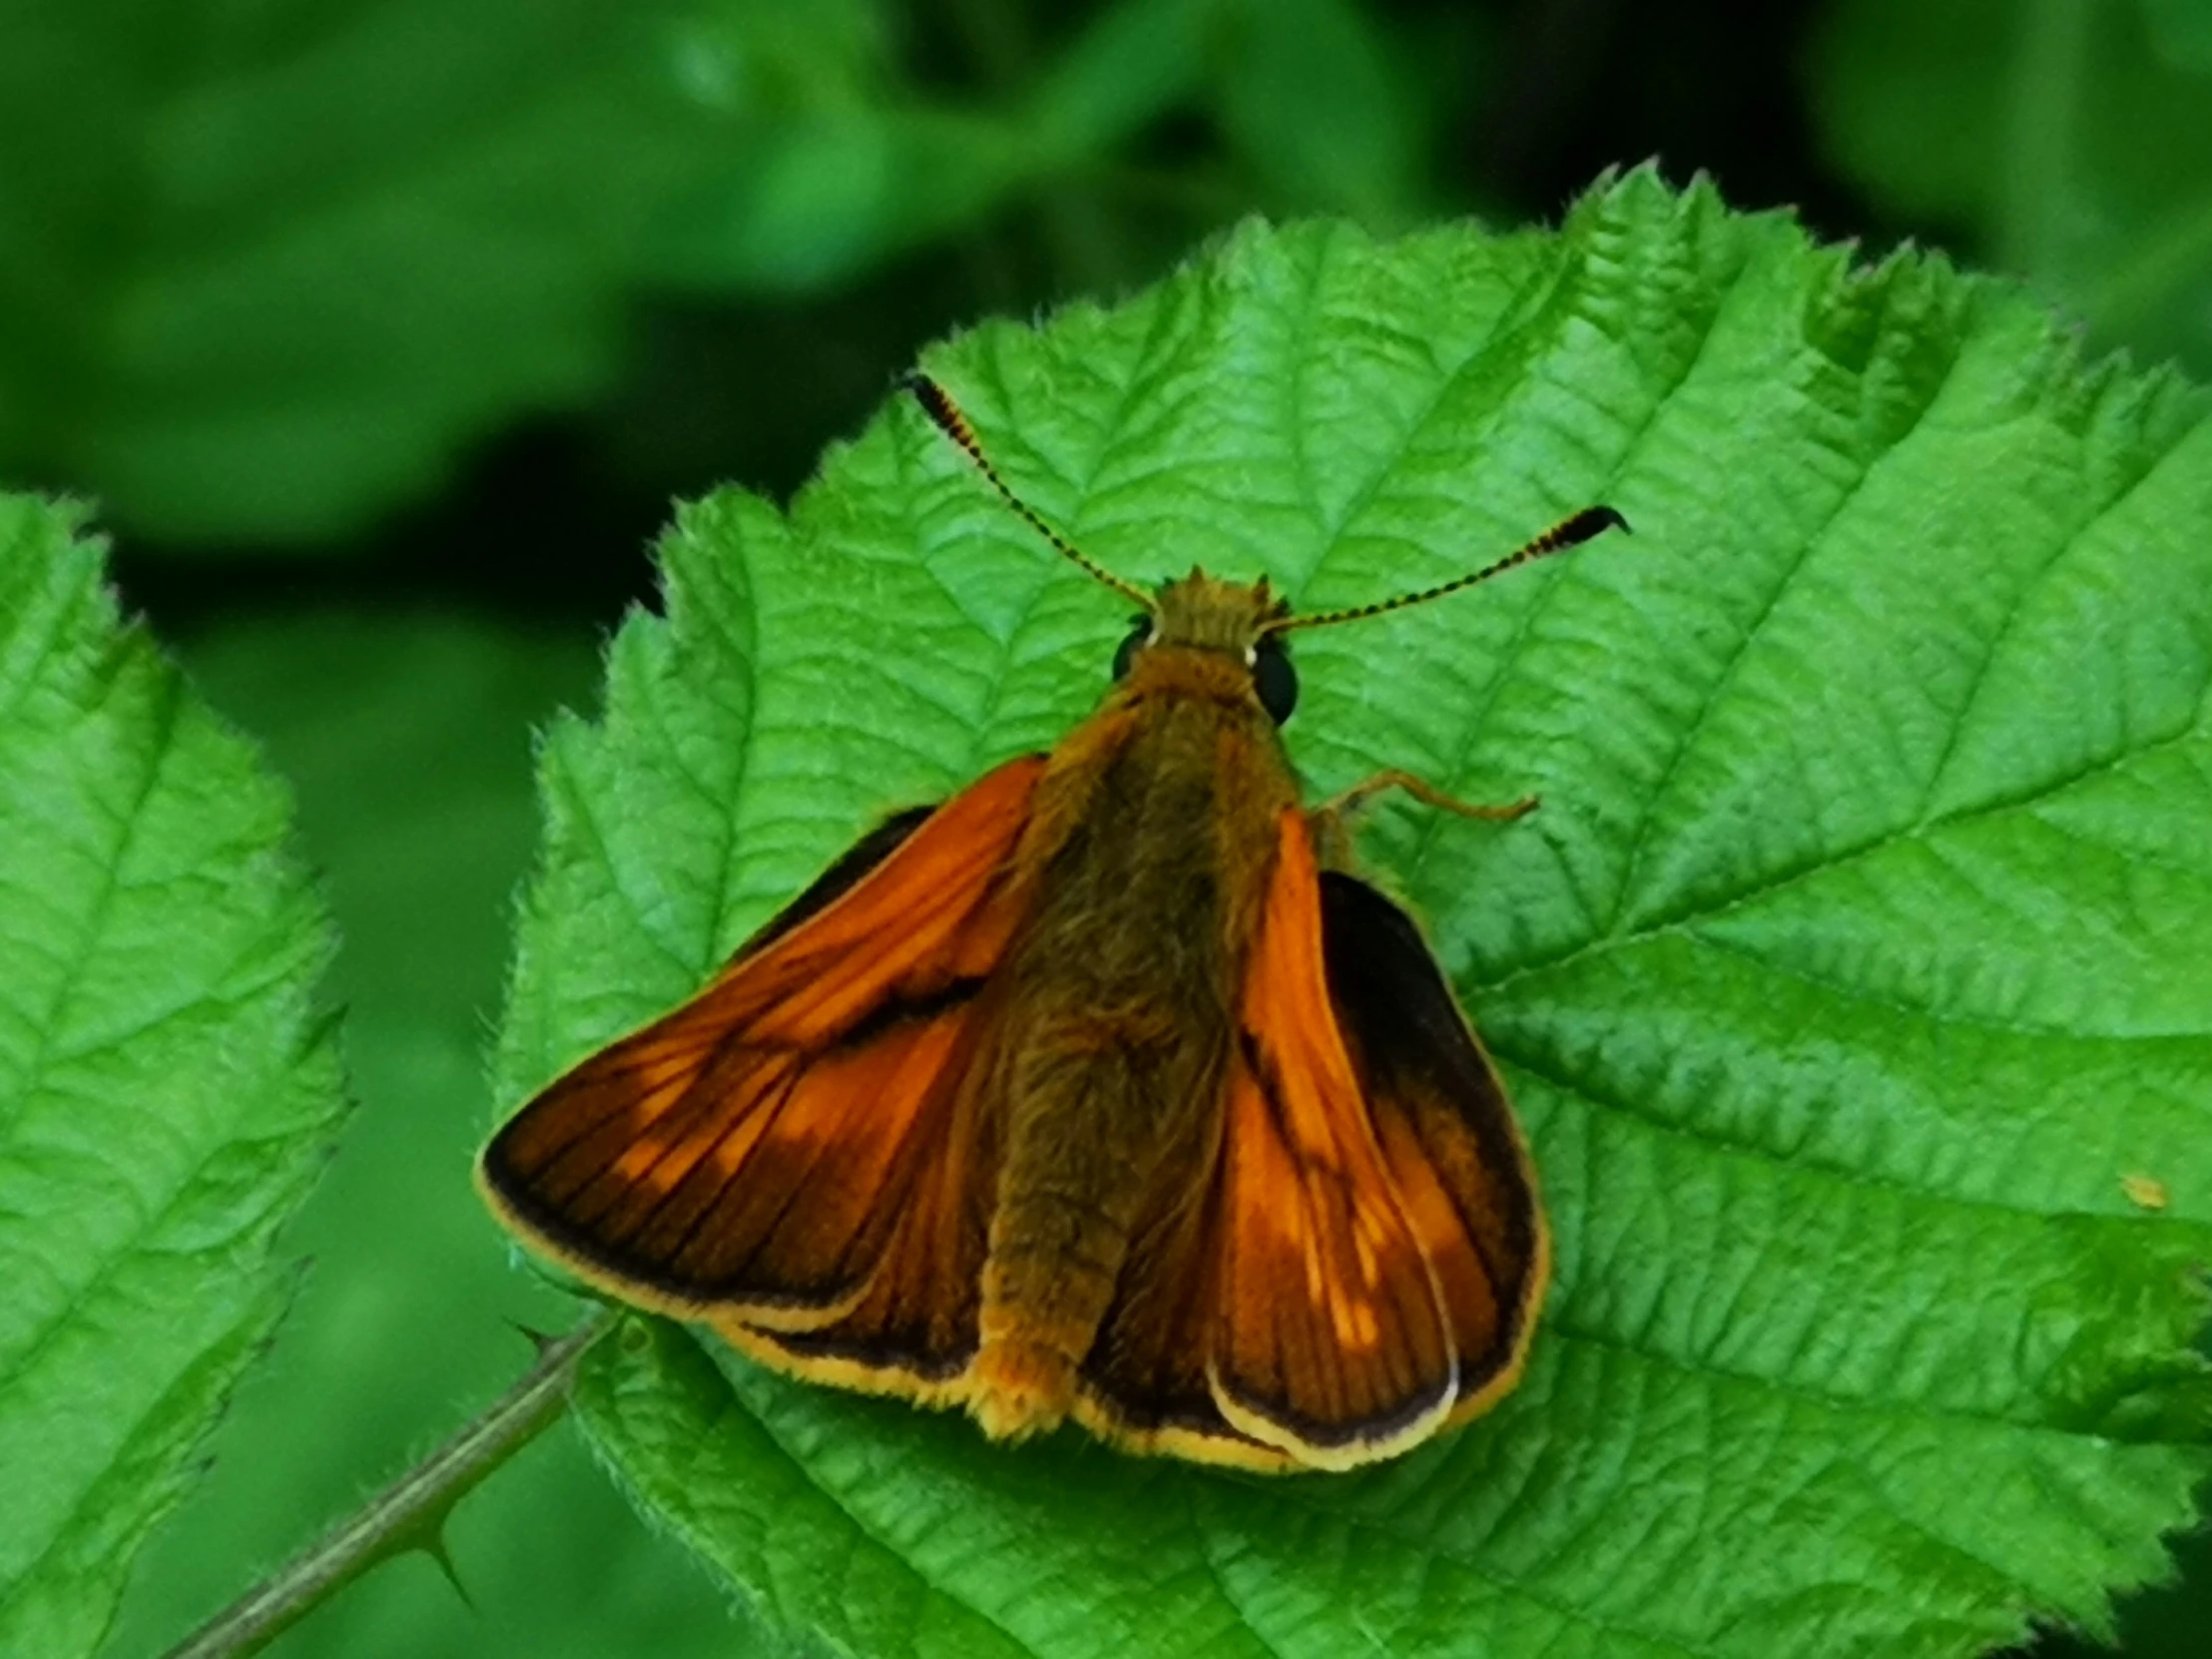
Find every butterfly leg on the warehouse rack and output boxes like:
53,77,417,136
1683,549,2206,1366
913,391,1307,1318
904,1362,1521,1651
1309,770,1535,872
1321,768,1536,825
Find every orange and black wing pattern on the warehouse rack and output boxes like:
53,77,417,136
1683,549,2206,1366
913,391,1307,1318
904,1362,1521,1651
1077,810,1546,1471
478,754,1045,1392
1315,862,1548,1433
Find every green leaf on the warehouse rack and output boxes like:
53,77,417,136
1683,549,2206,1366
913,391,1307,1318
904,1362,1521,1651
493,172,2212,1657
1811,0,2212,377
103,611,747,1659
0,496,344,1655
0,0,710,544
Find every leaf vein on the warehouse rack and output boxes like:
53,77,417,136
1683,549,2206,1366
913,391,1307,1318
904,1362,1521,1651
1600,337,1965,938
1492,713,2212,997
1914,397,2207,819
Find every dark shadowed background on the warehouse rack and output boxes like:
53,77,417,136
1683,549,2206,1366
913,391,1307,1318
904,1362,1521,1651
4,0,2202,1653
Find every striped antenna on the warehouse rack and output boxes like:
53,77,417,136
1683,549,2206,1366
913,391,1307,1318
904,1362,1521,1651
1265,506,1629,635
902,374,1153,610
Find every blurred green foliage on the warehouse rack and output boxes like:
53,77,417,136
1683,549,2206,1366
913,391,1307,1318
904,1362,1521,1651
1814,0,2212,377
0,1,2205,1655
0,0,1441,548
654,0,1430,291
0,0,714,543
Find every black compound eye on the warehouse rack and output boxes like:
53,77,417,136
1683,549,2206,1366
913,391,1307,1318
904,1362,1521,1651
1252,635,1298,725
1111,616,1152,681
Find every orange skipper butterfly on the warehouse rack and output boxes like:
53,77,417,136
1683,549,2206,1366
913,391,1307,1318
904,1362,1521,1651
479,376,1626,1471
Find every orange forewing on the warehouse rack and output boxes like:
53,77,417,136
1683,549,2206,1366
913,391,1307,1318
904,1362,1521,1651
478,755,1045,1358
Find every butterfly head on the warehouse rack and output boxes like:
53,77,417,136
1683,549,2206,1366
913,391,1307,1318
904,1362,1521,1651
1112,571,1300,725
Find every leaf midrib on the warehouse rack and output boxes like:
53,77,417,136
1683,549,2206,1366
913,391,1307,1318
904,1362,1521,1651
1484,707,2212,1020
